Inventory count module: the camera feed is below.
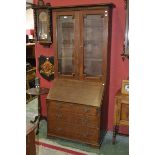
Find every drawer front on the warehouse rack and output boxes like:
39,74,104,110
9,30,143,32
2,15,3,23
47,100,100,116
48,112,100,128
47,121,100,143
120,103,129,121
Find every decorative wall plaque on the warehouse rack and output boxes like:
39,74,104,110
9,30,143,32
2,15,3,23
38,55,54,81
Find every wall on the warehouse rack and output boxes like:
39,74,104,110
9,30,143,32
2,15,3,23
33,0,129,133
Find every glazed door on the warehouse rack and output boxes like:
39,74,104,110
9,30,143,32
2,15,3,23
53,7,111,82
53,11,78,79
79,9,109,82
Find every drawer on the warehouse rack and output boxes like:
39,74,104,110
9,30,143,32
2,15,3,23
47,111,100,128
47,100,100,116
47,121,100,143
120,103,129,121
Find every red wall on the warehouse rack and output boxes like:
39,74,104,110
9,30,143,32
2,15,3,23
33,0,129,133
26,29,34,36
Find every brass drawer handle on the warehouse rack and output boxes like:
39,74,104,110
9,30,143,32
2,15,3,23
57,127,62,131
82,132,89,137
82,118,88,125
72,73,75,77
84,107,89,113
56,114,62,119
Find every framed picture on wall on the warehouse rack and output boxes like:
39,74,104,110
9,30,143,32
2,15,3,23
121,80,129,95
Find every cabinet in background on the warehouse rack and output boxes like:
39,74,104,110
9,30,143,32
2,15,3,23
26,43,36,102
26,43,36,67
112,90,129,144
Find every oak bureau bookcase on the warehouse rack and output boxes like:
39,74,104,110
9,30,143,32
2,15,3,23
46,4,113,147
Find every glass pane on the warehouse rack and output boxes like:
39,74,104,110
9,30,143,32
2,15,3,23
84,15,104,76
38,11,51,41
57,16,75,75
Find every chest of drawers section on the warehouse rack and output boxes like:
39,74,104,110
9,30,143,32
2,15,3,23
47,100,101,146
46,79,104,147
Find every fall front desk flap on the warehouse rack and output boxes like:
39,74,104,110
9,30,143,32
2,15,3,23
47,79,104,107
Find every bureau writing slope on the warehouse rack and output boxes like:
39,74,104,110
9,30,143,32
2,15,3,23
47,79,105,147
46,4,113,147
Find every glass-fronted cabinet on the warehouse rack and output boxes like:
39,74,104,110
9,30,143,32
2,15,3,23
53,5,112,83
83,14,105,78
57,15,75,75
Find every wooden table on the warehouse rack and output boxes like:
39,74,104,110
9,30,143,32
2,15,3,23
26,123,37,155
26,87,49,134
112,90,129,144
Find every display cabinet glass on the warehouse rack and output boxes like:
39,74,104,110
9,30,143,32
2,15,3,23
83,14,104,77
57,15,75,75
53,5,112,83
